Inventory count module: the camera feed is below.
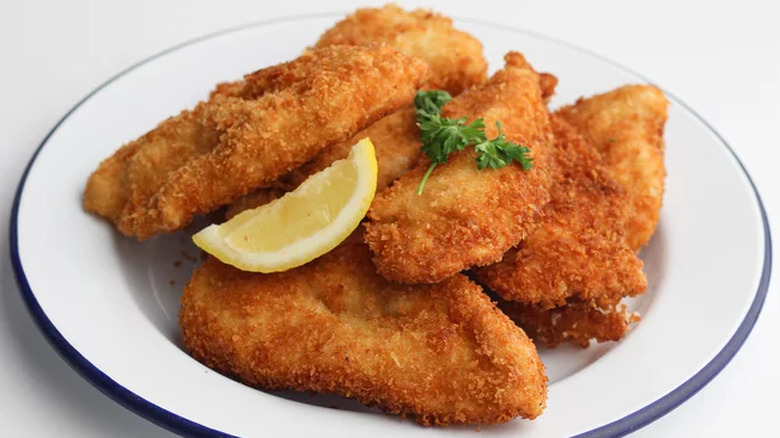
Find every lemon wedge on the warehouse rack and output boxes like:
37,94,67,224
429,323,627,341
193,138,377,272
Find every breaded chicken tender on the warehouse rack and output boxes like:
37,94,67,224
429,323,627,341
474,115,646,309
485,87,669,347
500,298,640,348
315,4,487,95
224,5,490,216
539,73,558,103
557,85,669,250
225,105,421,219
83,104,218,226
83,45,427,239
226,68,557,220
180,233,547,426
364,52,553,284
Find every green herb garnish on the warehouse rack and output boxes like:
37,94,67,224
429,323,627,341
414,90,533,195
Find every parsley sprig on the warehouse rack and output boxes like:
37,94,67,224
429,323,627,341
414,90,533,195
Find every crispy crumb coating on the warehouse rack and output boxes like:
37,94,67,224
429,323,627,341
83,103,220,225
474,115,646,309
179,234,547,425
224,4,492,217
500,298,640,348
83,45,427,239
314,4,487,95
292,106,421,190
484,86,669,347
539,73,558,103
81,141,142,224
364,52,553,284
225,69,556,220
557,85,669,250
224,105,422,219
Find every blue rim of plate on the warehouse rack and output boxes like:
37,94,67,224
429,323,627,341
8,12,773,438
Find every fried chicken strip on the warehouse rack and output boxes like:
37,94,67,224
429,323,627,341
479,87,668,347
180,233,547,425
84,45,427,239
83,103,218,225
500,298,640,348
315,4,487,95
225,105,422,219
225,5,490,216
364,52,553,284
557,85,669,250
474,115,646,309
226,71,559,220
226,69,557,220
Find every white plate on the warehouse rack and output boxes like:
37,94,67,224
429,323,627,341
10,14,771,438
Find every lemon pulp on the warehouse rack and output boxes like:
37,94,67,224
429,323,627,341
193,138,377,272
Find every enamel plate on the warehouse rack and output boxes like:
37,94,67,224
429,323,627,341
10,14,771,437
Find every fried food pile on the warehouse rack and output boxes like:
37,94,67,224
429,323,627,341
84,44,428,239
84,4,668,427
181,233,547,425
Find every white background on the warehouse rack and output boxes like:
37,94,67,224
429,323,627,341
0,0,777,436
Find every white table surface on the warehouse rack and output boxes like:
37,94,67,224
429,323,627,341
1,1,777,436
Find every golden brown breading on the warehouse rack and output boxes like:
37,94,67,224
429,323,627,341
81,140,142,224
539,72,558,103
364,52,553,284
314,4,487,95
224,69,556,221
293,106,421,190
221,5,489,218
83,45,427,239
557,85,669,250
224,105,422,219
500,298,640,348
83,103,221,225
474,115,646,309
180,233,547,425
